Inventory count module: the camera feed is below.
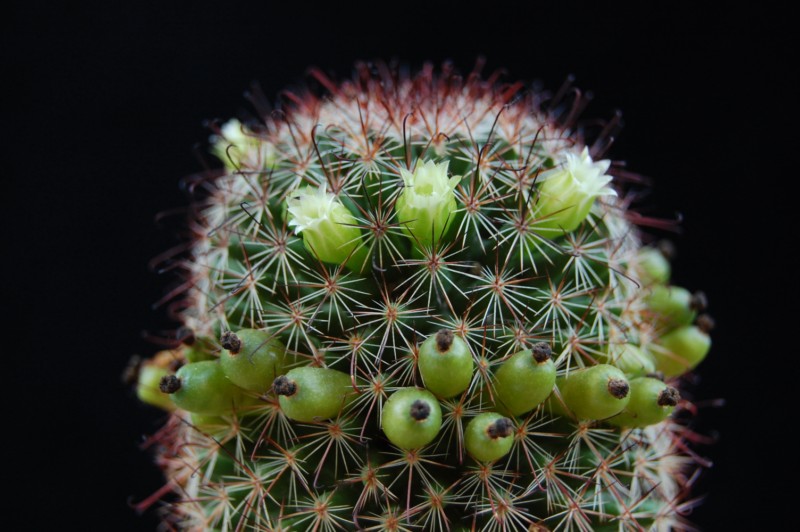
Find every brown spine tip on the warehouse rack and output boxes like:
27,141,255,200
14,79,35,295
435,329,454,352
658,386,681,407
690,291,708,312
657,239,676,261
272,375,297,397
159,375,182,394
221,331,242,354
607,378,630,399
486,417,514,439
410,399,431,421
531,342,552,363
696,313,715,333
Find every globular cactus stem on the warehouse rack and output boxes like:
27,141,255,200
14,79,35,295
131,62,712,531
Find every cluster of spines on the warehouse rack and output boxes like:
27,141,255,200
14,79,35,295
133,63,711,531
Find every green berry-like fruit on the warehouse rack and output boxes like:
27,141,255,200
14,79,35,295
645,285,706,330
492,342,556,416
160,360,251,415
602,343,656,376
649,318,712,377
136,363,176,411
418,329,474,398
608,377,680,428
272,367,352,422
219,329,286,392
464,413,515,462
635,246,671,285
381,388,442,449
560,364,631,420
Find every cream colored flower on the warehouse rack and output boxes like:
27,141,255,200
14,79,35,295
535,147,616,233
395,160,460,247
287,186,364,267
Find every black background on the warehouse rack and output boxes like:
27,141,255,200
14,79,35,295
9,2,792,529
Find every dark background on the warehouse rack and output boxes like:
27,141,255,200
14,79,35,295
9,2,791,529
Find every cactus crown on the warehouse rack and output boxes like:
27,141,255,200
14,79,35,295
134,62,711,531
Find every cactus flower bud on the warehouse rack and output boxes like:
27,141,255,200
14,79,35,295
535,147,616,233
395,159,460,247
211,119,275,170
287,185,367,270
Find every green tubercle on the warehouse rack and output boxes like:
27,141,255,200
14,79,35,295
417,329,474,398
219,329,286,392
560,364,631,420
492,342,556,416
381,388,442,450
160,360,253,415
464,413,515,462
273,366,353,422
608,377,680,428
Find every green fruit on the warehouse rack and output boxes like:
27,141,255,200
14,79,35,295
381,388,442,449
273,367,352,422
464,413,515,462
602,343,656,376
635,246,670,285
418,330,474,398
219,329,286,392
608,377,680,428
560,364,631,420
649,324,711,377
492,342,556,416
161,360,251,415
645,285,704,330
136,364,175,411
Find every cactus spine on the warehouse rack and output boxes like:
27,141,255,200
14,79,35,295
133,63,712,530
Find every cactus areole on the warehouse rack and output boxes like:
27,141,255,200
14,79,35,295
133,63,713,530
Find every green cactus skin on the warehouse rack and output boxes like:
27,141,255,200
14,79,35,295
135,63,713,531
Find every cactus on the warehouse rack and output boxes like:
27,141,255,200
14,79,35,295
132,62,712,530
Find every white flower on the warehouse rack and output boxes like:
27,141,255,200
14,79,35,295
535,147,617,233
287,186,365,268
395,160,460,247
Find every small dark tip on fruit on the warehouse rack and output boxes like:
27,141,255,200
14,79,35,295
645,371,665,382
658,386,681,407
221,331,242,354
531,342,552,362
159,375,182,394
607,378,629,399
690,291,708,312
658,239,676,260
272,375,297,396
410,399,431,421
435,329,454,352
696,313,715,333
487,417,514,439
